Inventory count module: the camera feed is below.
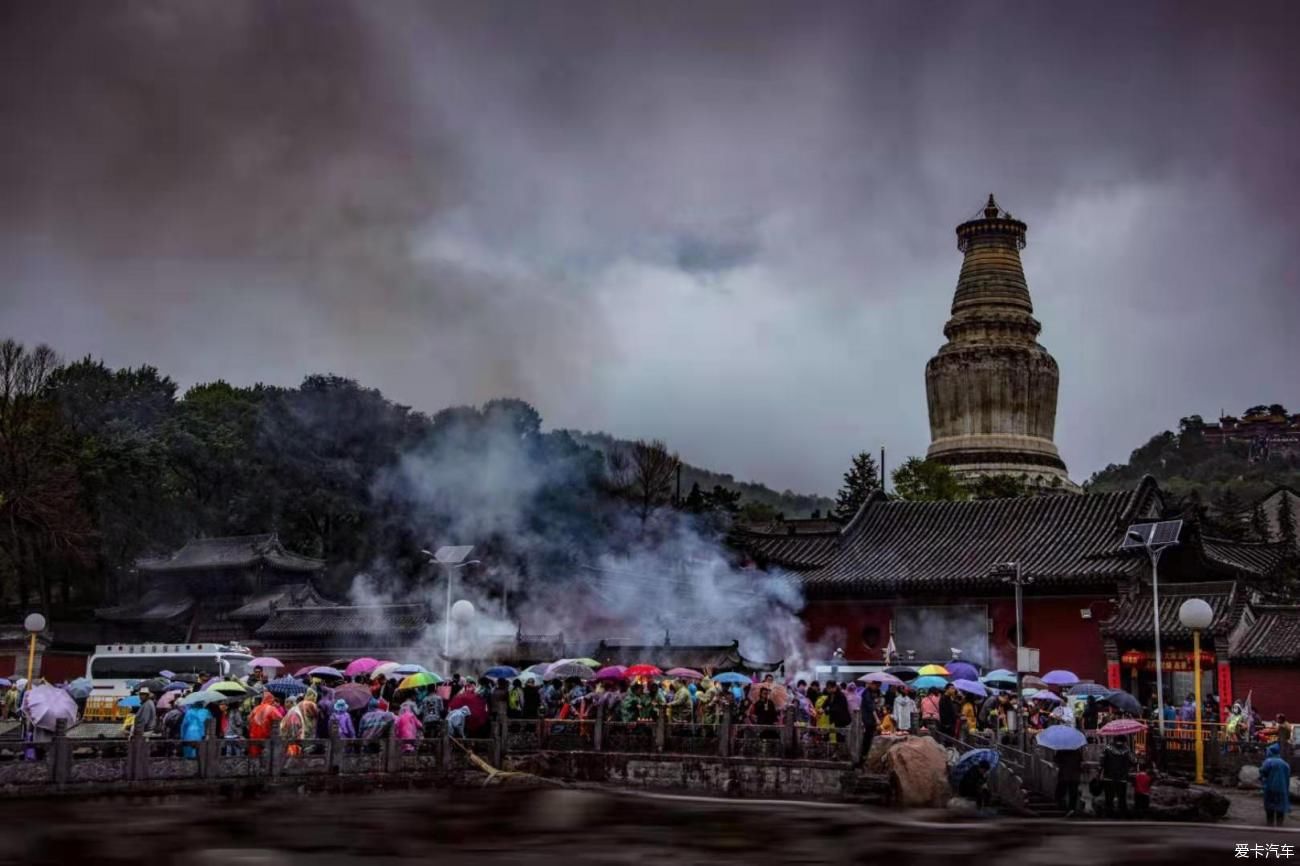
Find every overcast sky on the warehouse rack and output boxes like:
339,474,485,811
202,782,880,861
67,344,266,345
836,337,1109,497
2,1,1297,496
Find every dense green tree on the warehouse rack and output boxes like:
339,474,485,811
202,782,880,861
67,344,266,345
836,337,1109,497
891,457,968,502
967,474,1029,500
833,452,879,520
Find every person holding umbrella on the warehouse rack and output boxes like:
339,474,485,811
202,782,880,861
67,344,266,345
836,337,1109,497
1101,735,1135,817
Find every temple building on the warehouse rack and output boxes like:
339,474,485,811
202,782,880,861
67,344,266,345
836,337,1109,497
734,476,1297,719
925,195,1077,491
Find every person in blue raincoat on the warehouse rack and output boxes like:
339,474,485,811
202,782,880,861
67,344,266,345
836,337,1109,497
181,703,213,759
1260,742,1291,826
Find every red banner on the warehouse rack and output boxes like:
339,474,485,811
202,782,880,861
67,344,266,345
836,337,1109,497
1106,661,1121,690
1217,661,1232,723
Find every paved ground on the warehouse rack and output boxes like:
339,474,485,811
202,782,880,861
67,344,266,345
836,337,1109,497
1,785,1296,865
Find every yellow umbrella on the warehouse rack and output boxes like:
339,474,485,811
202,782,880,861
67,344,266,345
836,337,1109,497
917,664,950,677
208,680,248,695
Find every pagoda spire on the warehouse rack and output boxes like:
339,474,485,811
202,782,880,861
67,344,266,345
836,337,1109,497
923,195,1077,492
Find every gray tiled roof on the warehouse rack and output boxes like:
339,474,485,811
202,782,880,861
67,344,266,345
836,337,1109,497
736,479,1162,595
1099,581,1242,640
94,590,195,623
255,603,430,638
227,582,337,619
1232,607,1300,662
1202,537,1289,575
137,534,324,574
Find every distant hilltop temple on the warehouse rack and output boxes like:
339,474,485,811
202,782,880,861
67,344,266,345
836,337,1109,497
924,195,1079,492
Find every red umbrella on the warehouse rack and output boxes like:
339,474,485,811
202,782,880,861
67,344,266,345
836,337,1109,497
448,690,489,735
333,682,373,711
1098,718,1147,736
625,664,662,679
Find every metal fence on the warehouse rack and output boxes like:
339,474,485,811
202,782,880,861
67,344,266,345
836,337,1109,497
0,706,864,791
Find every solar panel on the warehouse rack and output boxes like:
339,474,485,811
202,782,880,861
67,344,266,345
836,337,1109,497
1150,520,1183,546
1121,524,1154,549
434,545,475,565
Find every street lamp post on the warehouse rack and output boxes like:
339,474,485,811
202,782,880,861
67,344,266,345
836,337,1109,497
996,561,1033,755
421,547,480,656
1179,598,1213,784
1124,522,1182,735
23,613,46,686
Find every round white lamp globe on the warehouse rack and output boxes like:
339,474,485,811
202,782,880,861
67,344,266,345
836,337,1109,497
1178,598,1213,631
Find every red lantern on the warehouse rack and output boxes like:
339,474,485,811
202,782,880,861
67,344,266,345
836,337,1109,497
1121,649,1147,667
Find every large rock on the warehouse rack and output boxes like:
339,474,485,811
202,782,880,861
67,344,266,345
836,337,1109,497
865,734,908,774
1149,782,1231,822
1239,765,1261,789
884,736,951,808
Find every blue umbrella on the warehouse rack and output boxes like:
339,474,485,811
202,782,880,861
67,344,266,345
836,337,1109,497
267,676,307,698
952,678,988,698
712,672,752,685
1036,725,1087,750
482,666,519,680
66,677,94,700
393,663,428,676
947,661,980,682
1068,683,1112,697
952,748,1000,783
912,675,948,691
118,695,141,709
981,668,1017,686
0,678,10,687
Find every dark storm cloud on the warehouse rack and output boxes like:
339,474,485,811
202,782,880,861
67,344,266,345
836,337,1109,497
1,1,1297,494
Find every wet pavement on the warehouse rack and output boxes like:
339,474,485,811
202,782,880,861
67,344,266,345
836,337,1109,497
2,784,1297,865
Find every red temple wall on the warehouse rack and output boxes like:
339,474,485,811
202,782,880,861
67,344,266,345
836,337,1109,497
1230,666,1300,721
801,594,1112,681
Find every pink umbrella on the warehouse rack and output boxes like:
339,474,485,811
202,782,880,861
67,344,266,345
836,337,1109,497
593,665,627,681
248,657,283,669
344,657,381,677
1098,718,1147,736
859,672,904,686
665,667,704,680
157,690,179,711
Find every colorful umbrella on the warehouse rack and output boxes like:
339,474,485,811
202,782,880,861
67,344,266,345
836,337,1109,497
593,665,627,681
665,667,705,681
1098,718,1146,736
117,695,141,709
267,676,307,698
883,666,919,682
710,672,750,685
344,657,381,677
952,748,1000,782
398,672,442,691
1068,683,1112,697
180,689,229,707
1036,725,1087,751
1041,669,1079,686
981,668,1017,684
952,678,988,698
625,664,663,679
946,661,980,682
917,664,950,677
859,671,905,686
370,661,402,679
547,662,595,680
25,684,78,731
309,666,345,680
208,680,248,695
333,683,373,711
912,676,949,691
248,657,283,669
482,666,519,680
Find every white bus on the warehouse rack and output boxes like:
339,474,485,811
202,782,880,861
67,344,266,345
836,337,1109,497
83,642,254,720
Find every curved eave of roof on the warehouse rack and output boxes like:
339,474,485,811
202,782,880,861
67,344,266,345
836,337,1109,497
1201,537,1289,576
1099,580,1242,640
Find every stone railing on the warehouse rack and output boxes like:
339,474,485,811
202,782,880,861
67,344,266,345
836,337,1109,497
0,706,863,792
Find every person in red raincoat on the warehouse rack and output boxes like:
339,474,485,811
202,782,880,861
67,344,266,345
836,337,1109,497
247,692,284,757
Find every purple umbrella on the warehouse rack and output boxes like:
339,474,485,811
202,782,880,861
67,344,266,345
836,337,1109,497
1032,691,1063,704
159,670,176,679
1041,669,1079,686
248,657,283,669
952,678,988,698
946,661,980,682
24,684,78,732
344,658,380,677
1036,725,1087,750
593,665,627,681
858,672,904,686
